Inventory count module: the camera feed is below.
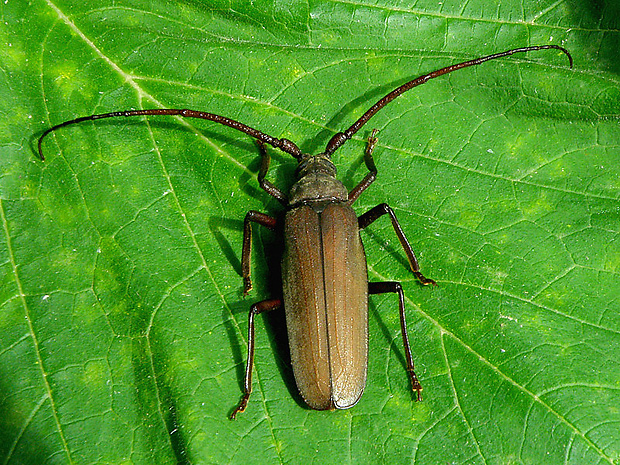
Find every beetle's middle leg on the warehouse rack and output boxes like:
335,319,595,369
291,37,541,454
231,298,282,419
242,211,277,295
358,204,436,286
368,281,422,401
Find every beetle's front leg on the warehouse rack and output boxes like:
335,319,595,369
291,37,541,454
348,129,379,203
358,204,436,286
242,211,277,295
256,140,288,205
231,298,282,419
368,281,422,401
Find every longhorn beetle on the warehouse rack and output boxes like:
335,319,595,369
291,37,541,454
38,45,573,419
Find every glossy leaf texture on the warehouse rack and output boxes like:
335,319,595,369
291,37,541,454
1,1,619,464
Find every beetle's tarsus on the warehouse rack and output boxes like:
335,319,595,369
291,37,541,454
230,393,250,420
367,129,378,151
414,271,436,287
414,386,423,402
408,369,423,402
243,277,253,296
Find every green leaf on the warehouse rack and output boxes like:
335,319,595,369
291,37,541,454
1,1,619,463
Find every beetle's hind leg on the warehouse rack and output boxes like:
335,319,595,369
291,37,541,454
368,281,422,401
231,298,282,419
242,211,277,295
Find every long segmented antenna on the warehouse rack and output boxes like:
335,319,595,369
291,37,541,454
324,45,572,156
37,45,572,162
37,109,302,161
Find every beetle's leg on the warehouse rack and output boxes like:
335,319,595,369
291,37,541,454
358,204,436,286
256,141,288,205
242,211,277,295
231,298,282,419
348,129,379,203
368,281,422,401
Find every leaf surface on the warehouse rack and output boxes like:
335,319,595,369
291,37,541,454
1,1,619,463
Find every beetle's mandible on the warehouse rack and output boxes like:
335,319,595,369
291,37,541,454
38,45,573,419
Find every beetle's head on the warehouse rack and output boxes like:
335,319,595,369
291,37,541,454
295,153,337,179
288,153,348,207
